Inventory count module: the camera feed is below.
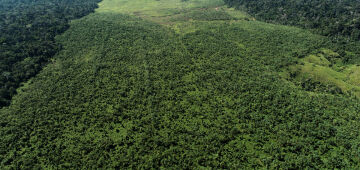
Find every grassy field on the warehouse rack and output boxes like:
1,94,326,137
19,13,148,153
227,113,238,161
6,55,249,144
285,49,360,97
97,0,225,15
96,0,249,29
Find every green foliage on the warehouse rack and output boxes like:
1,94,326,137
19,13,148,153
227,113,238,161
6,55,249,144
0,0,101,108
2,8,360,169
223,0,360,63
224,0,360,39
2,0,360,169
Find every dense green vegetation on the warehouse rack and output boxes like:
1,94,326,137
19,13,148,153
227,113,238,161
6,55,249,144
222,0,360,65
0,0,100,107
224,0,360,40
223,0,360,95
2,0,360,168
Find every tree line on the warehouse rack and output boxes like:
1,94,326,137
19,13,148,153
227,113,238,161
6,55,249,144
224,0,360,41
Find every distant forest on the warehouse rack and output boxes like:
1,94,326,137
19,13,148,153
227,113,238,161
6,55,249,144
0,0,101,107
224,0,360,40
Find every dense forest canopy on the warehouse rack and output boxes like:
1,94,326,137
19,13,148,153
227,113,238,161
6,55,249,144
2,0,360,168
2,12,360,168
0,0,100,107
224,0,360,40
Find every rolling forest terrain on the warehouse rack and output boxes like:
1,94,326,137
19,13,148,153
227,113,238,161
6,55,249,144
1,0,360,168
0,0,101,107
